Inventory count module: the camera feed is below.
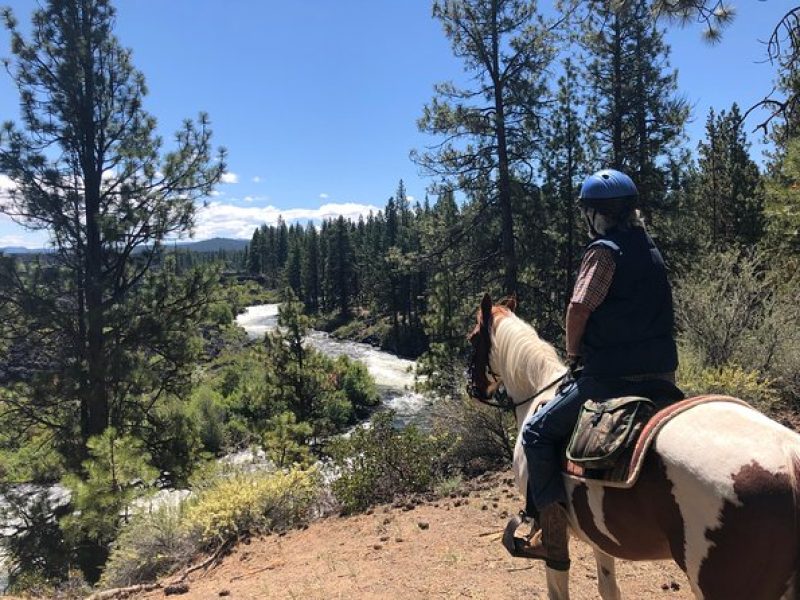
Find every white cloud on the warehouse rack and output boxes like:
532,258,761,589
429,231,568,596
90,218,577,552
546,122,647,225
0,233,38,247
192,201,381,240
0,175,17,214
244,196,254,202
407,195,415,202
252,176,261,183
220,172,239,184
209,190,222,197
0,175,16,192
319,193,329,199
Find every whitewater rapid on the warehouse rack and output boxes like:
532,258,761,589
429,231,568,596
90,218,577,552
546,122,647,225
235,304,432,427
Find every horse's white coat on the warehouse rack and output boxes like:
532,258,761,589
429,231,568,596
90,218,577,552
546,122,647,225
594,550,622,600
655,402,796,594
585,485,621,546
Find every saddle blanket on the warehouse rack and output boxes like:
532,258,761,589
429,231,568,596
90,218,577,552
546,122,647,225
563,394,750,488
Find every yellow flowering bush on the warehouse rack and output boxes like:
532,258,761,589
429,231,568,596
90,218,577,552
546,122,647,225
183,467,321,546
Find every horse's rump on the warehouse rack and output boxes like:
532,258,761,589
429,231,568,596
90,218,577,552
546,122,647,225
567,401,800,598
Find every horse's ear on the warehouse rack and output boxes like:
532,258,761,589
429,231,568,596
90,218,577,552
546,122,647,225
503,293,518,313
480,293,492,322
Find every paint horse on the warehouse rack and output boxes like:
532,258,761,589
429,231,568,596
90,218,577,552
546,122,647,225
468,294,800,600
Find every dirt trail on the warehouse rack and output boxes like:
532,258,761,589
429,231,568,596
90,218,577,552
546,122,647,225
133,471,691,600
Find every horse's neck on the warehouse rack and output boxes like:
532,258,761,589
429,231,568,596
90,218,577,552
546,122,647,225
492,317,565,428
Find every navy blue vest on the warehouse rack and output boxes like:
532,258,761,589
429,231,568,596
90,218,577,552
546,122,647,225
580,226,678,377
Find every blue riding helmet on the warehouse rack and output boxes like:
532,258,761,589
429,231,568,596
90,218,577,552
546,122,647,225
578,169,638,213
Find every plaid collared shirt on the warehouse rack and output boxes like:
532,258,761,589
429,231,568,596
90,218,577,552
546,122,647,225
570,246,616,312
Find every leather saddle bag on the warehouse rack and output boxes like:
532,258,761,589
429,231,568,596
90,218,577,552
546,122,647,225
566,396,655,470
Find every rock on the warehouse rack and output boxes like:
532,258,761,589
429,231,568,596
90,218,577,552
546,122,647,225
418,521,430,530
670,582,681,591
373,544,383,550
219,590,231,597
164,582,190,595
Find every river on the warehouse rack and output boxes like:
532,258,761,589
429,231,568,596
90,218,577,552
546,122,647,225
0,304,434,590
235,304,433,428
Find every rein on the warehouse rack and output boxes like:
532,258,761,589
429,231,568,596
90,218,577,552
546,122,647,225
468,364,568,413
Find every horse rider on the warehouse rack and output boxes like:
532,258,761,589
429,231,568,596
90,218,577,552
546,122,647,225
504,168,681,569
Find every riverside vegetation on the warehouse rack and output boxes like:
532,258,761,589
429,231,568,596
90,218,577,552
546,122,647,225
1,0,800,597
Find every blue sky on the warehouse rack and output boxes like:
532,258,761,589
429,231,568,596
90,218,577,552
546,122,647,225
0,0,789,247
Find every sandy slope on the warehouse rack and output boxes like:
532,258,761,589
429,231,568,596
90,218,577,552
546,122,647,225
132,471,691,600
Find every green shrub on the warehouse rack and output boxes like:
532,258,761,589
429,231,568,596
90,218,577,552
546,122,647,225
190,386,228,455
262,412,313,468
430,395,516,474
676,248,800,402
6,569,88,599
61,429,159,548
100,504,192,588
206,301,234,326
183,467,321,547
677,346,781,414
334,356,379,418
328,411,455,514
433,473,464,498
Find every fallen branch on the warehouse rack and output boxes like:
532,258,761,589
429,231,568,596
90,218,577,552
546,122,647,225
228,561,285,582
170,538,233,584
85,583,161,600
478,530,502,537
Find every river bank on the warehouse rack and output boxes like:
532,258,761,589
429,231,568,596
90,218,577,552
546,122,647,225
234,304,433,428
127,469,692,600
314,310,428,361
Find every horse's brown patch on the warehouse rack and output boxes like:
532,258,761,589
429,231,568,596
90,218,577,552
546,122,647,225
466,298,513,400
697,460,796,600
571,453,685,567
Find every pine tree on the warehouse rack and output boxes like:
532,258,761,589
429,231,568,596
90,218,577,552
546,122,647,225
765,138,800,253
302,223,320,311
696,104,765,247
582,0,688,223
286,236,303,297
414,0,554,295
538,58,587,320
0,0,224,451
417,189,469,398
324,217,354,317
248,227,264,274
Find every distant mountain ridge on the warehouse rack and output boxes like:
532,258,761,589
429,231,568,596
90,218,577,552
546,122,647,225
1,237,249,255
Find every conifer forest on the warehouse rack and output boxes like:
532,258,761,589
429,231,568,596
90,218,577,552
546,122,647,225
0,0,798,596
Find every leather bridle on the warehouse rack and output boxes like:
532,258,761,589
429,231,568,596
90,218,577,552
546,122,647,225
466,310,567,413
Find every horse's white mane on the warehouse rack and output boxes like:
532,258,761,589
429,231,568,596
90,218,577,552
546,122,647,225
491,312,566,413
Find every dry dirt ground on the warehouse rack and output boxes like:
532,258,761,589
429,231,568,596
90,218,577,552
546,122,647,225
132,471,692,600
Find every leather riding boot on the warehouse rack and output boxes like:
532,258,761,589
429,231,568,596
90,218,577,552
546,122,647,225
503,503,570,571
